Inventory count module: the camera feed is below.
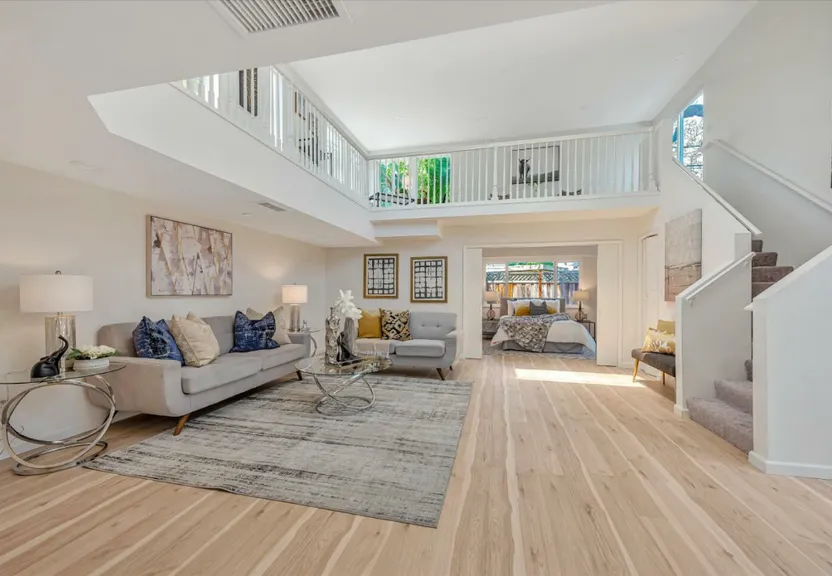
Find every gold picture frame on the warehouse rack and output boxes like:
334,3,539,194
411,256,448,303
363,253,399,299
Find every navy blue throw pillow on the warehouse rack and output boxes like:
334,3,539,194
231,311,279,353
133,317,185,365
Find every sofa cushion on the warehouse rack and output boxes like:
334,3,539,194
381,309,412,341
409,311,457,340
358,309,382,339
170,313,221,367
246,307,292,345
181,354,263,395
226,343,306,370
353,338,397,355
133,317,185,365
230,311,279,353
632,348,676,377
394,339,446,358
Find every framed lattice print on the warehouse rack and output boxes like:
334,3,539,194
411,256,448,303
364,254,398,299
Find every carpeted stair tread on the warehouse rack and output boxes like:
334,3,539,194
687,398,753,453
752,239,763,253
752,252,778,267
715,379,753,414
745,359,752,381
752,266,794,283
752,282,775,297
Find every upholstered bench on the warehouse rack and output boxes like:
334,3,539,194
631,348,676,386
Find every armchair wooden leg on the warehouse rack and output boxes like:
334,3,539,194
173,414,190,436
632,359,640,382
296,370,303,381
436,368,446,381
662,372,666,387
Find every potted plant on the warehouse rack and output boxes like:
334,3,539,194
67,345,117,371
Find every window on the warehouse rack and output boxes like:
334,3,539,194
672,92,704,177
484,261,580,304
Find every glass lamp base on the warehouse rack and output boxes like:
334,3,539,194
45,314,75,373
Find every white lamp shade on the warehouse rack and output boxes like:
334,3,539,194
572,290,590,303
20,274,93,313
282,284,308,305
485,291,500,303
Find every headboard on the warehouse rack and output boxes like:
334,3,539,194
499,297,564,316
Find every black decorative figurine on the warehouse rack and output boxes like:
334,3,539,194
30,336,69,378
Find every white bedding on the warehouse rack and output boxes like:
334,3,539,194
491,318,596,352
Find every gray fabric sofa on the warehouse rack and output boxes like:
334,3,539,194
351,311,461,379
93,315,311,434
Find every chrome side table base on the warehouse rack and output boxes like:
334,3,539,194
1,375,116,476
311,372,375,415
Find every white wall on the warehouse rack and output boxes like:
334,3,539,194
658,1,832,203
326,216,649,366
0,161,326,447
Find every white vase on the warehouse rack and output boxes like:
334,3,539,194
73,358,110,371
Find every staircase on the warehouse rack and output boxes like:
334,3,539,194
686,239,793,452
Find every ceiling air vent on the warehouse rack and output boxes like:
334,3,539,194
216,0,340,34
257,201,287,213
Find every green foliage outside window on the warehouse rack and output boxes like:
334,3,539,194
417,157,450,204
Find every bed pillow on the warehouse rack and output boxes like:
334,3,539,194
643,328,675,355
512,300,531,316
380,309,412,341
133,317,185,365
246,307,292,345
529,301,549,316
546,301,561,314
170,313,221,367
230,311,279,353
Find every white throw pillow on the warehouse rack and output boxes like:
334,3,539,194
246,307,292,345
169,312,220,367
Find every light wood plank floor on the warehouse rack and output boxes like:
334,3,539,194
2,355,832,575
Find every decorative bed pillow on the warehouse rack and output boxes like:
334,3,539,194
246,307,292,345
170,312,221,367
133,317,185,365
380,309,412,341
529,301,549,316
231,311,279,353
656,319,675,334
643,328,675,355
512,300,531,316
546,301,561,314
358,309,383,339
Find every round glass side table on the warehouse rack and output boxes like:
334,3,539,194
1,363,124,475
287,327,322,356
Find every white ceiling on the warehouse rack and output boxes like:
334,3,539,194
0,0,600,245
290,0,755,154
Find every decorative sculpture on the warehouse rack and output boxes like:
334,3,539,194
30,336,69,378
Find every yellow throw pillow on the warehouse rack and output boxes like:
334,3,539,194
358,309,382,339
170,312,220,367
513,302,531,316
546,302,559,314
643,328,675,355
656,319,675,334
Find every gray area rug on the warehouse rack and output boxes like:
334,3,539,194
482,339,595,359
86,375,472,527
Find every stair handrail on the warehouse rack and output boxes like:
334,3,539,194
704,139,832,217
681,251,755,305
671,156,761,236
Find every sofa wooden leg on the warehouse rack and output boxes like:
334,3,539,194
296,370,303,381
437,368,446,381
632,359,640,382
662,372,666,387
173,414,190,436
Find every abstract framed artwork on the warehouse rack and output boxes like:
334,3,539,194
411,256,448,303
147,215,233,297
664,209,702,301
363,254,398,299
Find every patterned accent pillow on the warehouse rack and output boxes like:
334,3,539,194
231,311,279,352
132,317,184,365
380,309,412,341
643,328,675,355
512,300,531,316
246,307,292,345
529,301,549,316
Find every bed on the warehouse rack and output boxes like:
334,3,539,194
490,297,596,355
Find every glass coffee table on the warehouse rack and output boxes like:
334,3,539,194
295,355,391,415
1,363,124,475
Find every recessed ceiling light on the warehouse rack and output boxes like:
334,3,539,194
70,160,94,171
241,212,255,217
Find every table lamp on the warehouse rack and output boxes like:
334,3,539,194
484,291,500,319
573,289,590,321
20,271,93,372
282,284,308,331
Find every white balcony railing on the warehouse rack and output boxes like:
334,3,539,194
175,67,368,206
369,130,653,209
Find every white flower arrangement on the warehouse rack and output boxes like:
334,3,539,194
67,345,118,361
333,289,362,321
